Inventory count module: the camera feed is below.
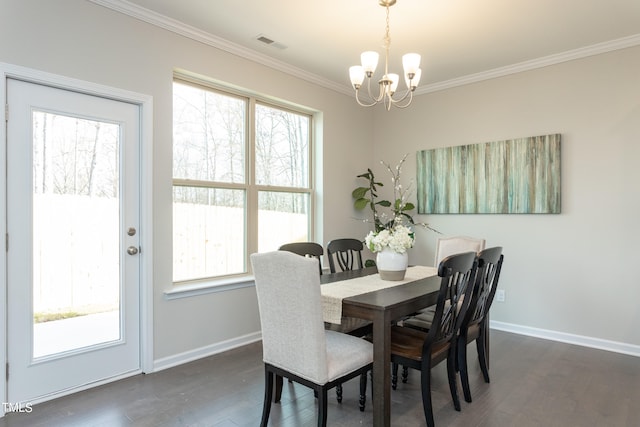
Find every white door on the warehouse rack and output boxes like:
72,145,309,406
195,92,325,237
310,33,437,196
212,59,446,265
6,78,141,403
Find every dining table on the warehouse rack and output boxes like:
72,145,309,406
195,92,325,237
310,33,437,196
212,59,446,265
320,265,442,427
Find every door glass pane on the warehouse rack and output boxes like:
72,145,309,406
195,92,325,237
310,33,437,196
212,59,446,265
258,191,310,252
173,187,246,281
255,104,309,187
32,111,121,359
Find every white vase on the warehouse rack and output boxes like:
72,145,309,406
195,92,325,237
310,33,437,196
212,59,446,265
376,247,409,281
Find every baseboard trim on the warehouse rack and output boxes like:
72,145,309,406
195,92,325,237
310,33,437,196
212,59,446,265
490,320,640,358
152,322,640,375
153,331,262,372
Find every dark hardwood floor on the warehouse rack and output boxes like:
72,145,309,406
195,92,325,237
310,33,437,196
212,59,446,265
2,330,639,426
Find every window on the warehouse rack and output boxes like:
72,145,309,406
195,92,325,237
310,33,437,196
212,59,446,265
172,79,313,283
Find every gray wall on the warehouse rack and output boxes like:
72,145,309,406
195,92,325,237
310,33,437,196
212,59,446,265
1,0,638,379
372,46,640,349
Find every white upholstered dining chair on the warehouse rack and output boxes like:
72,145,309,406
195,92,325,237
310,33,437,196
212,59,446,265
434,235,486,266
250,251,373,427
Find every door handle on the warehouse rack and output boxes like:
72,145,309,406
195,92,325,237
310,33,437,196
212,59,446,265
127,246,139,255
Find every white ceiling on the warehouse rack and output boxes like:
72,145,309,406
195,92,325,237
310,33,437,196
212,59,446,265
96,0,640,94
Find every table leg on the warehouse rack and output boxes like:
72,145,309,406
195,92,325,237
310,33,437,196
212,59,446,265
371,311,391,427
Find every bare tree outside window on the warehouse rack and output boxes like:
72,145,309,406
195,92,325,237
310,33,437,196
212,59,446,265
33,112,119,198
172,80,313,283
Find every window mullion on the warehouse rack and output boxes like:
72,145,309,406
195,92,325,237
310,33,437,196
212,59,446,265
245,98,258,269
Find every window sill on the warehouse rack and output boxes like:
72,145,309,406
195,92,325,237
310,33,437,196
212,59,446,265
164,275,255,300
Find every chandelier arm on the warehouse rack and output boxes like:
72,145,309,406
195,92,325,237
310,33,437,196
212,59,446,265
388,87,412,105
364,78,386,103
354,87,380,107
391,90,414,109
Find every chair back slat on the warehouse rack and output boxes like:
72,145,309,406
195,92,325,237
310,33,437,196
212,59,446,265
463,247,504,329
428,252,478,348
326,238,364,273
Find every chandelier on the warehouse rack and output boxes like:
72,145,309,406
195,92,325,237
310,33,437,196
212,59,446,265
349,0,421,110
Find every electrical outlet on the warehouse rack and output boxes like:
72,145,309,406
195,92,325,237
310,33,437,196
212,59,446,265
495,289,505,302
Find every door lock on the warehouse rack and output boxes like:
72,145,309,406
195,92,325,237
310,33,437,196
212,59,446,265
127,246,139,255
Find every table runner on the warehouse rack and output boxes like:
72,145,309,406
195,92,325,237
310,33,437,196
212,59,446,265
321,265,438,324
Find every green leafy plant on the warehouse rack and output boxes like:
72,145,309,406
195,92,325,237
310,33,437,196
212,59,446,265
352,154,417,233
353,155,438,261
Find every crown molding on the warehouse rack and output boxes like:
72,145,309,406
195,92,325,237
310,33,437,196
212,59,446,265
89,0,640,97
416,34,640,95
88,0,349,94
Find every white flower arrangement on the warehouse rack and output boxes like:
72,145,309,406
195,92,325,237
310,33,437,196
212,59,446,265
365,224,415,254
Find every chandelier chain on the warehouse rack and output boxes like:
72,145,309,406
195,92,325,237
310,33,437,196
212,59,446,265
383,5,391,76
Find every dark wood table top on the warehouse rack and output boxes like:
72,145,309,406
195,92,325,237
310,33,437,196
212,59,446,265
321,266,442,320
319,266,442,427
319,266,378,283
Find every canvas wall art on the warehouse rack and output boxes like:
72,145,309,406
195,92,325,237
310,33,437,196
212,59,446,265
416,134,561,214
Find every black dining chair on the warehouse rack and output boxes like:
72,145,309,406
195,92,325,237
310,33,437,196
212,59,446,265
402,235,486,330
324,238,373,406
324,238,371,337
388,251,478,427
457,247,504,403
278,242,324,275
326,238,364,273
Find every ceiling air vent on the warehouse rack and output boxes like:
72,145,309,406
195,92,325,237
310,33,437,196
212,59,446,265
255,34,287,50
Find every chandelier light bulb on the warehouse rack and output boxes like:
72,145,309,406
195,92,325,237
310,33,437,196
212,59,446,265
349,65,365,88
402,53,421,76
361,51,379,75
387,73,399,94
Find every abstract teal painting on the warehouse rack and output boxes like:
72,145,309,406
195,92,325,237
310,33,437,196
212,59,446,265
417,134,561,214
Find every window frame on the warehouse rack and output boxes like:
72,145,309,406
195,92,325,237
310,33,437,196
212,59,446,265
172,75,315,287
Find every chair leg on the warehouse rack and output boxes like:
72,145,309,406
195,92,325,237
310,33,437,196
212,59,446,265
336,383,343,403
261,368,274,427
458,336,472,403
359,372,367,412
402,366,409,383
420,365,435,427
391,363,399,390
447,348,461,411
477,328,491,383
275,374,283,403
317,387,328,427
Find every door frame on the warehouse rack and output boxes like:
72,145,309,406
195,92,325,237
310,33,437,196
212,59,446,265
0,62,154,414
